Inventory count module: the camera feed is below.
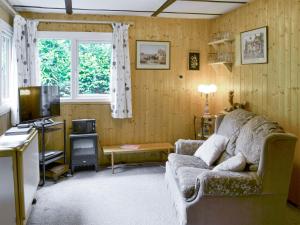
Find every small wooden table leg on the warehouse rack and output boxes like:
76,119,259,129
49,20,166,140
111,152,114,174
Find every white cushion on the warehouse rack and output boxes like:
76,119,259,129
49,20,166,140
213,152,246,172
194,134,228,166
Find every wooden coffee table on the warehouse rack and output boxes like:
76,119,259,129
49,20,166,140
103,143,173,174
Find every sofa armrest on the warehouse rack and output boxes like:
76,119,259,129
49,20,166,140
175,139,205,155
197,171,262,197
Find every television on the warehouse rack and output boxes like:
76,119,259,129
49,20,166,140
19,86,60,123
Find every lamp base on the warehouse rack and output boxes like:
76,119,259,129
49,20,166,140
203,94,210,116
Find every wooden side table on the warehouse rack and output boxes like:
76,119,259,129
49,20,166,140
194,115,216,140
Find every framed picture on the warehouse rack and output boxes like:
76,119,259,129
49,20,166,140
136,40,170,70
241,26,268,64
188,52,200,70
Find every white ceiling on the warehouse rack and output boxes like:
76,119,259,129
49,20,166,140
8,0,250,19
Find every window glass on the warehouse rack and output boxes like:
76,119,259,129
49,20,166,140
38,39,71,97
78,42,111,95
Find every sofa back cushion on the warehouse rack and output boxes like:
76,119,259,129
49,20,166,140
217,109,256,155
235,115,284,164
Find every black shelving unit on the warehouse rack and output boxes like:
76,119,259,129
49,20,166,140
35,120,66,186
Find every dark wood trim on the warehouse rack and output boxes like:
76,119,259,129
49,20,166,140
13,0,248,17
13,5,153,12
12,5,222,16
64,0,73,15
178,0,248,4
151,0,176,17
151,0,248,17
162,11,221,15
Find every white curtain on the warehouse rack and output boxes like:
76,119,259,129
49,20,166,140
110,23,132,119
10,15,39,125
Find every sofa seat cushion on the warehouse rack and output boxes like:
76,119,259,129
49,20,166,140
168,153,210,174
235,116,284,164
217,109,256,155
176,167,209,200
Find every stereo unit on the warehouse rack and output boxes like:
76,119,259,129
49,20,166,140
72,119,96,134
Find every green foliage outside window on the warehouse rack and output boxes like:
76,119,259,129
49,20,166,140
38,39,112,98
38,39,71,97
78,42,111,95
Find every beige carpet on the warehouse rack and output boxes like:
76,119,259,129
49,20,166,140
28,165,300,225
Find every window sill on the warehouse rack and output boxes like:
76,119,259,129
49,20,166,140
0,105,10,116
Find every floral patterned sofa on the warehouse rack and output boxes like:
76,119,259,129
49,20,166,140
165,109,297,225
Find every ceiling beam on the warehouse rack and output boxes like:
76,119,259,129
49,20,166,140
151,0,176,17
64,0,73,15
178,0,248,3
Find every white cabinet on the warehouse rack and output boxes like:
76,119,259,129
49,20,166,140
0,130,39,225
0,156,17,225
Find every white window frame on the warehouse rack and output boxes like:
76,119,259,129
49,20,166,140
0,19,12,116
37,31,112,103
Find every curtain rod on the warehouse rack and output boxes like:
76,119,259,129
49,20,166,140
37,19,134,26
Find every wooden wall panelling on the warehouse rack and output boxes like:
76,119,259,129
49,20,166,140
0,112,10,135
209,0,300,205
292,0,300,204
290,0,299,137
21,12,211,164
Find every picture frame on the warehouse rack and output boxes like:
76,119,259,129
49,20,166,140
241,26,268,65
188,52,200,70
136,40,170,70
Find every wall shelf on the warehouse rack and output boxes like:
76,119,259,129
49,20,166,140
208,32,234,73
208,38,233,46
208,62,233,72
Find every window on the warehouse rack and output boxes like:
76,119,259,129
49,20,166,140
0,19,12,111
38,39,71,97
37,32,112,102
78,42,111,96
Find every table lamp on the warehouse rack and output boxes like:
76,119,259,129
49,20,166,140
198,84,217,116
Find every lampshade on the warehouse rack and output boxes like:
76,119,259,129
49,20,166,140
197,84,217,94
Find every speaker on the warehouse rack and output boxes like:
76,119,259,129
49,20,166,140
72,119,96,134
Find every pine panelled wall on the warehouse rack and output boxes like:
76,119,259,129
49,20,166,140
209,0,300,205
22,13,214,164
0,113,10,135
0,0,298,204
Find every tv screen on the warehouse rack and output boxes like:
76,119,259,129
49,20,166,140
19,86,60,123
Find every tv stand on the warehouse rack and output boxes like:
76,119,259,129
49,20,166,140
34,120,67,186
